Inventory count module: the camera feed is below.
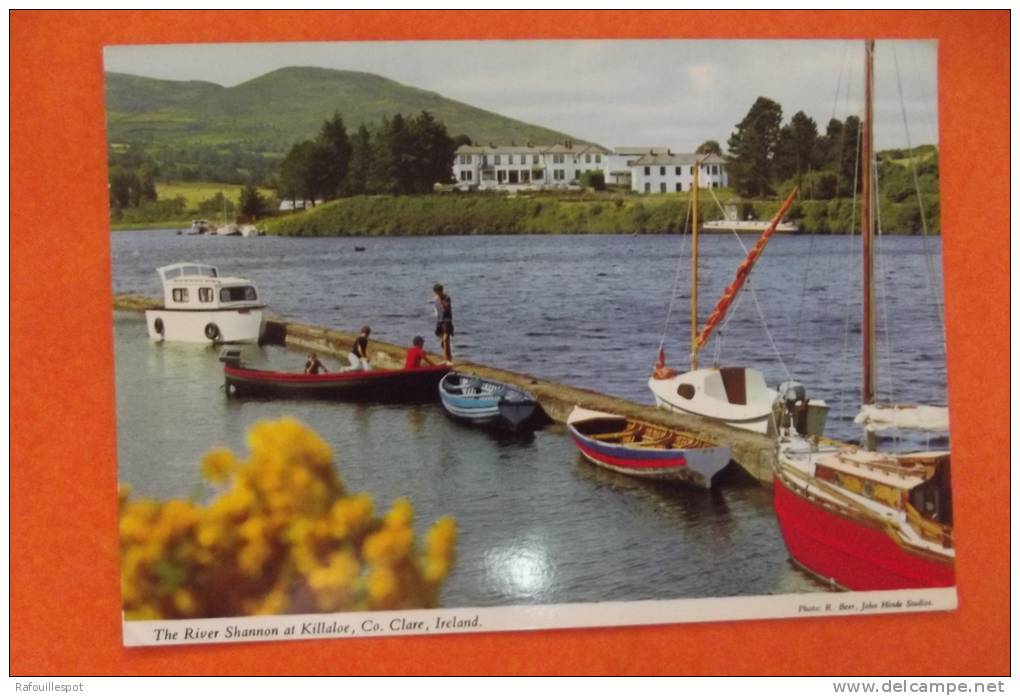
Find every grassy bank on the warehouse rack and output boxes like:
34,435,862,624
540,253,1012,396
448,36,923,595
262,191,941,237
111,219,193,231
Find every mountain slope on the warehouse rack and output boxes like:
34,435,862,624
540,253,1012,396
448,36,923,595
105,67,580,152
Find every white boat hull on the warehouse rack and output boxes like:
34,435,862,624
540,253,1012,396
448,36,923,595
648,367,777,434
144,308,264,344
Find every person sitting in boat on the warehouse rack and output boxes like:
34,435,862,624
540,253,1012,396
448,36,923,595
404,335,435,370
432,283,454,364
344,326,372,372
304,352,328,375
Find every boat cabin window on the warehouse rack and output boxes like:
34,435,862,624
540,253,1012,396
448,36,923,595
220,286,257,303
172,288,189,303
198,287,214,303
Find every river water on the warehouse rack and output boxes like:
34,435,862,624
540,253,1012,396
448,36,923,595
111,229,947,607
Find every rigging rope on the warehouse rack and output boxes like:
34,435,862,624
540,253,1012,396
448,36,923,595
790,40,851,375
892,42,947,357
656,195,693,352
837,109,863,427
873,149,902,449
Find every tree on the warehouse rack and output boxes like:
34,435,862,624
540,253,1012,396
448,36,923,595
278,141,312,207
316,112,351,200
109,166,142,209
345,124,373,196
696,140,722,156
239,185,267,219
727,97,784,197
774,111,819,187
408,111,456,193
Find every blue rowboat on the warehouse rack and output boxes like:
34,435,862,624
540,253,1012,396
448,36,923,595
566,406,731,489
438,372,540,430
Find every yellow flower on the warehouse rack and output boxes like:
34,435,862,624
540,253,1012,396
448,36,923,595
384,497,414,528
173,589,197,616
367,565,398,605
201,447,237,484
119,418,457,619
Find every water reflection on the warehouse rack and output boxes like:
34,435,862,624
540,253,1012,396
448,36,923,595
484,539,556,602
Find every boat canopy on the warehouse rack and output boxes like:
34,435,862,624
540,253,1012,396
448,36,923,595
158,263,219,282
854,404,949,433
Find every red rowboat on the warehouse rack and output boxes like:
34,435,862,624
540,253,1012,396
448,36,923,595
222,358,449,402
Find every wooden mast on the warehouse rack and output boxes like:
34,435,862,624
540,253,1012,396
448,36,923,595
862,40,876,409
690,160,700,370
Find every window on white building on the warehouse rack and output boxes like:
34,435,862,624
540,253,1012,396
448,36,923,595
660,166,666,175
596,154,601,163
458,154,471,164
460,171,473,181
660,183,666,193
644,183,651,193
675,166,682,175
553,154,564,164
533,155,539,165
644,166,650,175
675,183,682,192
585,154,591,163
494,155,501,165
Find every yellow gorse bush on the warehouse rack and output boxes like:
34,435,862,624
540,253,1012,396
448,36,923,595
119,417,457,619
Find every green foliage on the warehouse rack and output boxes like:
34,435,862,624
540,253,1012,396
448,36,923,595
696,140,722,156
727,96,784,197
239,185,268,218
280,110,456,202
580,170,606,191
258,188,938,238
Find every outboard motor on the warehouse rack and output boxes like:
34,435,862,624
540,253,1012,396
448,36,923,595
778,380,808,435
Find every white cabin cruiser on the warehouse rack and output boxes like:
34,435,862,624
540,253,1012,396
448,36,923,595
145,262,265,344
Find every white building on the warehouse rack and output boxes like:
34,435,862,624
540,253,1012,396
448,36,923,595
452,142,611,192
601,146,671,187
629,152,728,193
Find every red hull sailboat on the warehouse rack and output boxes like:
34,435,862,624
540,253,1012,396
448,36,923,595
772,41,953,591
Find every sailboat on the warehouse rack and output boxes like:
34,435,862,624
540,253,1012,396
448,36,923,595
772,41,954,591
648,160,811,435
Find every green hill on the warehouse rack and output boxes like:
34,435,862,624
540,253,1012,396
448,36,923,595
105,67,580,153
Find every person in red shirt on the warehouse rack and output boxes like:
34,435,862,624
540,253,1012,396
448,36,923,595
404,335,435,369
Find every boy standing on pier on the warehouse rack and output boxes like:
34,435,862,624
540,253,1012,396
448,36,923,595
432,283,454,364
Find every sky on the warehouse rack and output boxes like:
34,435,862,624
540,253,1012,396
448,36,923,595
104,40,938,151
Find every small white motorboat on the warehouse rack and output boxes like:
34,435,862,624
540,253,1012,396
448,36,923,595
145,262,265,344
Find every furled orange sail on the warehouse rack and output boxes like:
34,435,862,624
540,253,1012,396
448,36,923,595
695,187,799,351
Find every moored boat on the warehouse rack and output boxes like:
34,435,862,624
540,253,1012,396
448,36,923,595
221,353,449,402
772,40,954,591
703,219,799,233
438,372,540,430
648,164,826,435
145,262,265,344
566,406,731,489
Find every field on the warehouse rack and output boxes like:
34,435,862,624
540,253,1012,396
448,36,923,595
156,181,275,209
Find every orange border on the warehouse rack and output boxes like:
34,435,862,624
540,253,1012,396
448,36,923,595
11,10,1009,675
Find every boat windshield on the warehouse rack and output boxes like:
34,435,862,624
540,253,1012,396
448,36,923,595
159,263,218,281
220,286,258,303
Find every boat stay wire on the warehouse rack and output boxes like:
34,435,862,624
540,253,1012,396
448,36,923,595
656,195,694,353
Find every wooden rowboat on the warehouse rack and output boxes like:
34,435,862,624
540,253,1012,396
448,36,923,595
566,406,731,489
221,352,449,402
438,372,540,430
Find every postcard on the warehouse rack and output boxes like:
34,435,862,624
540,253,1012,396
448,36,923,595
104,38,957,648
